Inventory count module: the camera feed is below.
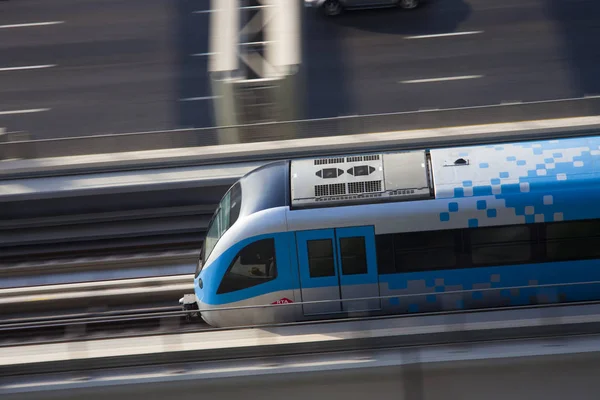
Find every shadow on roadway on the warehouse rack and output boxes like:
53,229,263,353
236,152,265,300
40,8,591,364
303,6,354,119
546,0,600,100
301,0,471,121
173,0,217,144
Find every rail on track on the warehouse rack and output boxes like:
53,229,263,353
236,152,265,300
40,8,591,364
3,280,600,348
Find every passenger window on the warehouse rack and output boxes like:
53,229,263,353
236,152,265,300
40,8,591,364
393,230,457,272
470,225,533,266
307,239,336,278
546,220,600,261
217,238,277,294
339,237,368,275
375,234,395,274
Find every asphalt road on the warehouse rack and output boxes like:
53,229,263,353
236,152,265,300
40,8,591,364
303,0,600,117
0,0,213,138
0,0,599,140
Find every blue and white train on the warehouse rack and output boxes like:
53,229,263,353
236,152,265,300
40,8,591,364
182,134,600,327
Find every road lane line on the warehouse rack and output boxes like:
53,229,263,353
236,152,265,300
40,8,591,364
405,31,483,39
0,21,64,29
179,96,219,101
191,53,215,57
193,9,217,13
400,75,483,84
0,108,50,116
0,65,56,72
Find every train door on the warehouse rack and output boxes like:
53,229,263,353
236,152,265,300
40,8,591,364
295,226,381,316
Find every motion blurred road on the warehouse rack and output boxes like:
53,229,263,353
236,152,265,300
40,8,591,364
0,0,599,139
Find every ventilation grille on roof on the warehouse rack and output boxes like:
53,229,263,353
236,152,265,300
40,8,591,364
348,180,382,194
291,150,432,208
314,157,345,165
346,155,380,163
315,183,346,197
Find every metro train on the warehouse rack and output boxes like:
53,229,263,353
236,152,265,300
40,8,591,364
180,134,600,328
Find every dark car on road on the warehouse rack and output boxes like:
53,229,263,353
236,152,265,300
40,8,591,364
305,0,420,16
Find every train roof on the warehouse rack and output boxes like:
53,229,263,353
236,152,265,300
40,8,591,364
289,134,600,209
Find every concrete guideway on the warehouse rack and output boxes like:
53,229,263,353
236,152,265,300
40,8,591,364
3,305,600,398
3,302,600,377
3,344,599,400
0,275,193,318
0,274,193,302
2,115,600,196
0,161,264,202
0,248,198,284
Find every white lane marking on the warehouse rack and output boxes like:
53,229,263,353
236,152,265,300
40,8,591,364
191,53,215,57
0,21,64,29
240,5,271,9
179,96,219,101
0,64,56,72
405,31,483,39
400,75,483,84
0,108,50,116
193,9,217,13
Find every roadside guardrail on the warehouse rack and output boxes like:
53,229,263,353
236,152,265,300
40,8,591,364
2,96,600,165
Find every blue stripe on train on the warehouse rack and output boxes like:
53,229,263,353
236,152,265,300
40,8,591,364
378,259,600,311
198,229,600,307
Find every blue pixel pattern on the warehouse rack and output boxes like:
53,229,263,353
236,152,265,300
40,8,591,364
430,135,600,228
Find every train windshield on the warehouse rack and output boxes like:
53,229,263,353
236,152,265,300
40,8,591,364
202,182,242,266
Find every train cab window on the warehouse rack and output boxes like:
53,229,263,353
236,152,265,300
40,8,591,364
217,238,277,294
307,239,336,278
546,219,600,261
203,183,242,264
227,183,242,228
393,230,457,272
195,246,204,278
470,225,533,266
339,237,368,275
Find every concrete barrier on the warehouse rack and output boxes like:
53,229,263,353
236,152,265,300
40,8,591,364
2,115,600,180
3,303,600,399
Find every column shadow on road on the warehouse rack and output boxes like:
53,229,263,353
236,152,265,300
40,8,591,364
173,0,217,145
300,0,471,123
545,0,600,101
303,7,356,120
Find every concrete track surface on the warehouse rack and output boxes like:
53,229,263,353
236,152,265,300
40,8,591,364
4,352,600,400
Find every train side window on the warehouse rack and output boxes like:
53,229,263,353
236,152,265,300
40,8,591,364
217,238,277,294
227,182,242,229
546,219,600,261
375,234,395,274
393,230,457,272
307,239,336,278
470,225,533,266
339,237,368,275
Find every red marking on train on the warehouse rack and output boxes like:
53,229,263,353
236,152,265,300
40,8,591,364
272,298,293,305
